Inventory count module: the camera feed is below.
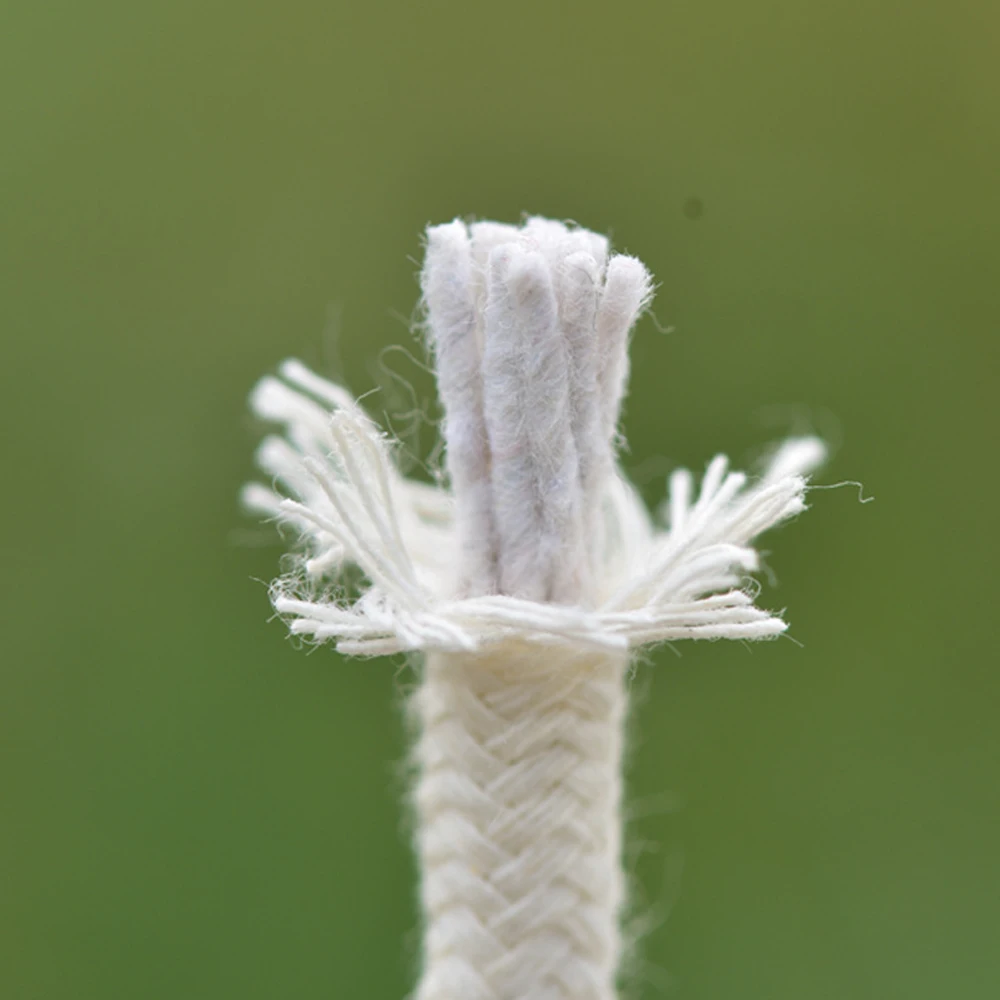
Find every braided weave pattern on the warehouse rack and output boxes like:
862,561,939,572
414,646,628,1000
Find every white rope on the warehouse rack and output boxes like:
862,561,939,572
413,645,626,1000
244,218,826,998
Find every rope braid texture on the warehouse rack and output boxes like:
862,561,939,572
243,217,827,999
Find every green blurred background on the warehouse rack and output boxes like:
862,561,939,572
2,2,996,997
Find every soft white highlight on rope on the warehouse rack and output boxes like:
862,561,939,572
558,249,605,586
421,221,498,597
244,218,826,1000
595,255,653,452
482,244,580,603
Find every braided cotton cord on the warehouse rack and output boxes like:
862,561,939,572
414,220,650,998
414,646,626,1000
243,217,826,999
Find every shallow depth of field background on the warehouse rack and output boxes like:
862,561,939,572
2,3,997,998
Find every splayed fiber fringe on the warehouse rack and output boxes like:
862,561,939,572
243,360,822,657
244,218,824,999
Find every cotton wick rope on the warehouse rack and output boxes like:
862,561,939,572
243,217,827,1000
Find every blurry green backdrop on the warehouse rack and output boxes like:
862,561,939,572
2,2,997,998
